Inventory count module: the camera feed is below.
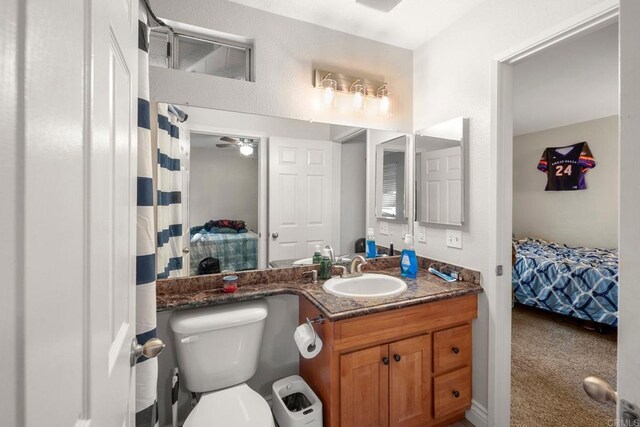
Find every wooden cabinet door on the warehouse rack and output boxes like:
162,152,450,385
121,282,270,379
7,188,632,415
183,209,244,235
340,345,389,427
389,335,431,427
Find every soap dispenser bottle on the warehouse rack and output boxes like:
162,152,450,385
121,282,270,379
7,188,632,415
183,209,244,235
319,248,333,280
400,234,418,279
312,245,322,264
366,228,377,259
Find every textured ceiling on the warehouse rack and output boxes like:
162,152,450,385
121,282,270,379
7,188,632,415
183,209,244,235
224,0,485,49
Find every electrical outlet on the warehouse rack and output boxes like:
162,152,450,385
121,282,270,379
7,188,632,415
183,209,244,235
401,224,408,238
379,221,389,236
446,229,462,249
417,226,427,243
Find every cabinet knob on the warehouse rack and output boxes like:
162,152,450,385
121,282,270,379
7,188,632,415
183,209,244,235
452,346,460,354
382,357,389,365
452,390,460,398
393,354,401,362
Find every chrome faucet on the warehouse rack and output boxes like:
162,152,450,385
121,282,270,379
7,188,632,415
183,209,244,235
349,255,367,275
325,245,336,262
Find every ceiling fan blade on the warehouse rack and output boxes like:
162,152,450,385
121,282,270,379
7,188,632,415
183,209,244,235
220,136,240,143
216,143,237,148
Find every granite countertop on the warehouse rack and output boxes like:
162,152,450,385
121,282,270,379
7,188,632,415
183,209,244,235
157,257,483,322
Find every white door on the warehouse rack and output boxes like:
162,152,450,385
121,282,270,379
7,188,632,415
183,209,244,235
268,137,334,261
89,0,138,425
423,147,462,224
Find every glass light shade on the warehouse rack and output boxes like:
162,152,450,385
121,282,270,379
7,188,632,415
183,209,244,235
239,144,254,156
350,81,366,112
319,75,337,107
377,85,391,116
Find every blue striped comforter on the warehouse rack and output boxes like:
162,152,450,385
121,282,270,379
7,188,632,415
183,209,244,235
512,238,618,326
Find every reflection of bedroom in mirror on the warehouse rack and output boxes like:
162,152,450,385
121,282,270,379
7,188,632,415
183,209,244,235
154,103,395,278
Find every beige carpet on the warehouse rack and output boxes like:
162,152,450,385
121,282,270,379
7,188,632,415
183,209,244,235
511,306,617,427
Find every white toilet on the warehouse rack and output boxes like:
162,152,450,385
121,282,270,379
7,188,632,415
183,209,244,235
169,299,274,427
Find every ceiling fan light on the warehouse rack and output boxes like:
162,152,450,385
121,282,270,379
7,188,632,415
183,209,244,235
239,144,254,156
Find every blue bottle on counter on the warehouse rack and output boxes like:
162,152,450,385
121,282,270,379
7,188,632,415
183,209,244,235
400,234,418,279
366,228,377,259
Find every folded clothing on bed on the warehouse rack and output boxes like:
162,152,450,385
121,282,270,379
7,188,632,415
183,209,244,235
191,219,248,236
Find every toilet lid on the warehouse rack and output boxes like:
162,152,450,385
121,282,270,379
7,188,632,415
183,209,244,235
184,384,273,427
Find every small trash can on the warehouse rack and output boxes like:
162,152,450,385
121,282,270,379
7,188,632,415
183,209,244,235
272,375,322,427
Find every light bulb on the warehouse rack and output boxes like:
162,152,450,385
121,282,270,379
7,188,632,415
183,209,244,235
353,92,364,111
379,95,390,115
239,144,253,156
323,86,335,106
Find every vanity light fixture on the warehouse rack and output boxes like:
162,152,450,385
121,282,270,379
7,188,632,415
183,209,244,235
239,144,254,156
318,73,337,107
377,83,391,116
350,79,366,112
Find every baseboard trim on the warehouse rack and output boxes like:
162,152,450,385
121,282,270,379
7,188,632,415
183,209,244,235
465,399,488,427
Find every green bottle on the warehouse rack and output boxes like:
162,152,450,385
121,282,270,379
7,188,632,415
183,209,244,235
319,248,333,280
312,245,322,264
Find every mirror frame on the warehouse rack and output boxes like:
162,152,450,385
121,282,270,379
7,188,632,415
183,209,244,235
374,135,410,222
414,117,468,226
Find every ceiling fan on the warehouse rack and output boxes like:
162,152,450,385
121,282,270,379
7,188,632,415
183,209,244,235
216,136,258,156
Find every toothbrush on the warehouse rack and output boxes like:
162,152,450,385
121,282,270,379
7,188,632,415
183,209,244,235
428,267,458,282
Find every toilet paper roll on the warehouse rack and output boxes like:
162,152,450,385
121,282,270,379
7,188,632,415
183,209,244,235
294,323,323,359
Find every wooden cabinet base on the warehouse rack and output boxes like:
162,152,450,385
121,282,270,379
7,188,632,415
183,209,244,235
299,294,478,427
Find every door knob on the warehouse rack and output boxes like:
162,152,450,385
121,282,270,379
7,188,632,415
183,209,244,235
131,337,165,366
271,232,279,239
393,354,401,362
182,247,190,254
583,376,617,404
382,357,389,365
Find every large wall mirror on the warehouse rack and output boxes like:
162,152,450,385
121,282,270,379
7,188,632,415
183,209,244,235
375,136,409,221
415,117,468,226
153,102,404,280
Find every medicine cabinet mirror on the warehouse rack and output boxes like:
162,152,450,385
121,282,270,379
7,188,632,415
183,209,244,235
415,117,467,226
375,135,409,221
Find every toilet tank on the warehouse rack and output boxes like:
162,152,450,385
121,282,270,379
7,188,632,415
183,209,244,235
169,299,268,393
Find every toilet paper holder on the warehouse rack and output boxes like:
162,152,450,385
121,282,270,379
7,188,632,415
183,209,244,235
305,316,325,352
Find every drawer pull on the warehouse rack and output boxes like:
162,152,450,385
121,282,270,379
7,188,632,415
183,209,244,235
452,346,460,354
393,354,401,362
452,390,460,398
382,357,389,365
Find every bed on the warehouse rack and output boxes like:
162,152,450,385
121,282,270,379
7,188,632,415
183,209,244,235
190,230,258,274
512,238,618,326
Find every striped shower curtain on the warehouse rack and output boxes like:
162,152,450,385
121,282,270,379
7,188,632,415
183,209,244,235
136,6,159,427
156,103,185,279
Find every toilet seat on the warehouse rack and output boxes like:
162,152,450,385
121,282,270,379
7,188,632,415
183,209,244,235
184,383,274,427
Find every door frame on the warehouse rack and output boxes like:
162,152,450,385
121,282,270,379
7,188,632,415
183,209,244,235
333,128,367,254
185,124,268,269
490,1,619,425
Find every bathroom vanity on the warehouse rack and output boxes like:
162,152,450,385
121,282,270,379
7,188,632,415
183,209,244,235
299,293,477,427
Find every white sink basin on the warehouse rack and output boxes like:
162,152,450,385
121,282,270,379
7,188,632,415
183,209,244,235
293,257,313,265
323,274,407,298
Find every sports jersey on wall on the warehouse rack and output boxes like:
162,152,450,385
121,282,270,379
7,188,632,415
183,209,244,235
537,141,596,191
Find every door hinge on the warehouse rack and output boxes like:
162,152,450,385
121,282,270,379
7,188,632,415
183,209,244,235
496,265,503,276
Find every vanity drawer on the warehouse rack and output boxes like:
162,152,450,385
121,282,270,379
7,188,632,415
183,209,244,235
433,324,471,373
433,366,471,419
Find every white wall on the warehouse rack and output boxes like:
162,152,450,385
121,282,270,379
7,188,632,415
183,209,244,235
340,134,367,254
513,23,618,135
412,0,608,413
151,0,413,132
513,116,618,249
189,143,259,231
156,295,300,427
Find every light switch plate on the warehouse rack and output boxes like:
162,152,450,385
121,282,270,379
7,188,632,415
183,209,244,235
417,226,427,243
446,229,462,249
401,224,408,239
379,221,389,236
